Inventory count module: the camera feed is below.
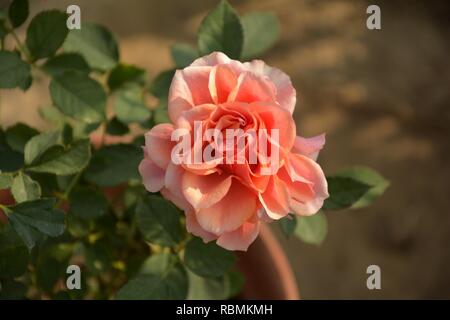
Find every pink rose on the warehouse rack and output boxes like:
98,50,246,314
139,52,328,251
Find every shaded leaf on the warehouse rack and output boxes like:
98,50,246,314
108,64,146,91
63,23,119,70
42,52,90,76
26,10,68,60
5,123,38,153
323,176,372,210
171,43,198,68
114,85,151,124
0,50,30,89
184,237,235,278
295,212,327,245
24,130,61,165
8,0,29,28
198,0,243,59
69,188,108,220
136,195,183,247
106,117,129,136
0,224,29,278
280,214,297,238
11,172,41,203
241,12,279,59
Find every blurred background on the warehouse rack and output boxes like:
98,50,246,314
1,0,449,299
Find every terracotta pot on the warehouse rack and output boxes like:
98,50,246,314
237,224,300,300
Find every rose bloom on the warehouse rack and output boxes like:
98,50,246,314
139,52,328,251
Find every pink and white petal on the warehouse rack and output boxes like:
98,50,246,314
181,66,213,105
168,70,194,123
195,179,257,235
185,210,218,243
216,219,260,251
163,163,192,211
228,72,276,104
182,171,233,210
190,51,232,67
292,134,326,161
144,123,175,169
244,60,296,114
139,158,165,193
208,64,239,104
176,104,216,130
258,176,291,220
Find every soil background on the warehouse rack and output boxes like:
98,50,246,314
1,0,449,299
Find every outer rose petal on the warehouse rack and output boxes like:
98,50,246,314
163,163,192,211
185,210,217,243
244,60,296,114
292,134,326,161
279,153,328,216
228,72,276,105
190,51,232,67
209,64,239,104
182,171,233,210
144,123,174,169
195,179,257,235
168,70,194,123
139,158,165,192
217,218,260,251
258,176,291,220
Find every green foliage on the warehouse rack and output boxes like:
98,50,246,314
295,212,328,245
26,10,68,60
114,85,151,124
117,253,188,300
136,195,183,247
84,144,142,186
8,0,29,28
64,23,119,70
42,53,90,77
5,123,38,153
50,72,106,124
108,64,146,91
184,237,235,278
333,166,389,208
11,172,41,203
69,188,108,220
0,224,29,278
279,214,297,238
241,12,280,59
7,198,65,250
0,172,13,189
323,176,372,210
198,0,243,59
0,51,30,89
106,117,129,136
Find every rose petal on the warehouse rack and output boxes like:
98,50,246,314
258,176,291,220
244,60,296,114
292,134,326,161
144,123,175,169
185,210,217,243
195,179,257,234
228,72,276,105
139,158,165,193
209,64,239,104
182,171,232,209
216,218,260,251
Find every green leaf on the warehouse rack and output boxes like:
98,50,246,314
0,172,13,189
69,188,108,220
170,43,198,68
0,224,29,278
42,53,90,77
26,10,68,60
241,12,280,59
27,139,91,175
187,269,230,300
35,254,66,293
323,176,372,210
136,195,183,247
149,69,175,99
8,0,29,28
117,252,188,300
0,130,23,172
24,130,61,165
50,72,106,124
0,50,31,89
184,237,235,278
11,172,41,203
114,85,151,124
0,23,7,40
5,123,38,153
108,64,146,91
63,23,119,71
295,212,327,245
83,242,112,275
38,105,65,126
106,117,129,136
280,214,297,238
334,166,389,209
197,0,243,59
0,280,27,299
8,198,65,250
84,144,142,187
